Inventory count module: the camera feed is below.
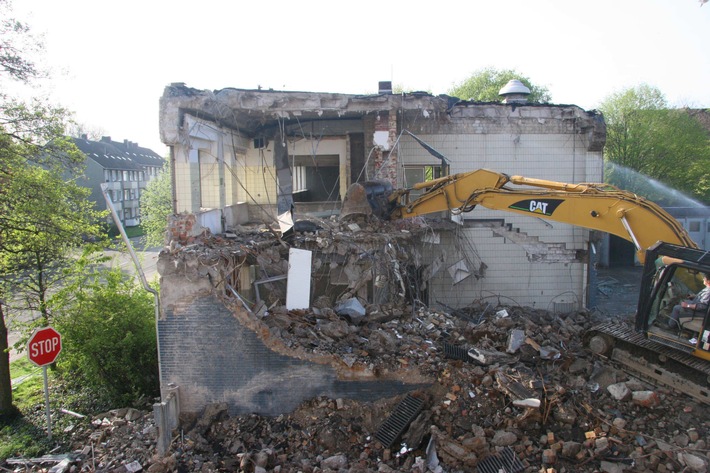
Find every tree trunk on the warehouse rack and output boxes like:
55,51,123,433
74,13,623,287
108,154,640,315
0,302,18,420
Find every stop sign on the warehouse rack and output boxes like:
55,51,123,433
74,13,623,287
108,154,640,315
27,327,62,367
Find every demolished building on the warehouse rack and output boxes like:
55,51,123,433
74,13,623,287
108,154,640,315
156,81,607,417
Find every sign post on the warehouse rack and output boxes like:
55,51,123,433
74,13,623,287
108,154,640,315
27,327,62,440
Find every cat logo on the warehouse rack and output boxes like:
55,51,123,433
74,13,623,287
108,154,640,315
509,199,564,217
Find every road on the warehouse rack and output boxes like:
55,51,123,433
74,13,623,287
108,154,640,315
103,239,161,284
7,239,161,363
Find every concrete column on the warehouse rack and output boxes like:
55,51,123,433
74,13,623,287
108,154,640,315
188,148,201,213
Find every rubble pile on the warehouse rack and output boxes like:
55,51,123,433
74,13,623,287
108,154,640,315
7,220,710,472
7,305,710,473
165,305,709,473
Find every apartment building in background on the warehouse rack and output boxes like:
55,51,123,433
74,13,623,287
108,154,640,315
72,135,165,227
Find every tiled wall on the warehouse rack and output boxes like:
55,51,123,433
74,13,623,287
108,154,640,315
424,228,586,310
399,131,598,311
158,293,428,415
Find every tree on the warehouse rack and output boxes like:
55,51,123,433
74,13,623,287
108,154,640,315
1,162,104,326
600,84,710,205
0,0,40,84
0,131,103,420
0,0,102,419
140,160,172,248
392,84,431,95
0,0,46,420
448,67,551,103
65,122,107,142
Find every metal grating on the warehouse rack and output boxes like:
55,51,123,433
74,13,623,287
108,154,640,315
443,342,471,362
373,394,424,448
476,447,524,473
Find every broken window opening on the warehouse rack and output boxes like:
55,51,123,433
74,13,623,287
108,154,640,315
291,154,340,203
403,165,443,200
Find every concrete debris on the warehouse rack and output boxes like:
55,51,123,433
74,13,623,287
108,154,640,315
335,297,367,325
7,222,710,472
506,328,526,354
6,301,710,472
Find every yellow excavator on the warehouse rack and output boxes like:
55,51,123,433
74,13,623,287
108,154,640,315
341,169,710,403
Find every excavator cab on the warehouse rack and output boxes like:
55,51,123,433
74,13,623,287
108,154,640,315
636,242,710,362
587,242,710,403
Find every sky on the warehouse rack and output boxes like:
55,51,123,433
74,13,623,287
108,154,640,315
11,0,710,156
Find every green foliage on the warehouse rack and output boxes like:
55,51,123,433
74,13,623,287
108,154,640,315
53,263,159,405
600,85,710,204
448,67,551,103
0,0,102,418
1,366,93,460
0,146,106,328
0,417,50,460
140,160,172,248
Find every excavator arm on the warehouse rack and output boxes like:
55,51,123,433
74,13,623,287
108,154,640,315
341,168,697,262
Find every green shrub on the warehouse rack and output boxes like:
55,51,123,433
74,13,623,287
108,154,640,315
53,267,159,405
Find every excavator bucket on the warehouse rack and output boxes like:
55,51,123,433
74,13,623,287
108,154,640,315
340,180,395,220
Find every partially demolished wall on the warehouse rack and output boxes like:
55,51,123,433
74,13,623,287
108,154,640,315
158,215,440,415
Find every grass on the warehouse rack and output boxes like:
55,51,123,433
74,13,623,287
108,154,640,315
108,224,144,239
10,358,39,379
123,225,144,239
0,417,53,460
1,360,52,460
1,361,90,461
10,359,45,409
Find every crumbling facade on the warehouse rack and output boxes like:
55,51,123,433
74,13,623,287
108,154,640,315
157,82,606,415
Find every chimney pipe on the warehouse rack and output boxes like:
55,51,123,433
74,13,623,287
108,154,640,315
498,80,531,104
378,81,393,95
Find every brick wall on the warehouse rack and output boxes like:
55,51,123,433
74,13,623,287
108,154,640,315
158,293,428,416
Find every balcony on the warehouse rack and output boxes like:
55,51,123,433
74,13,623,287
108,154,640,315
104,181,122,191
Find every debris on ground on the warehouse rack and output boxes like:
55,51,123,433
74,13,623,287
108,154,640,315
5,304,710,472
5,219,710,472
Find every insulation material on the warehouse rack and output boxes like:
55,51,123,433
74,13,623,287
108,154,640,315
373,130,390,150
278,210,294,235
286,248,312,309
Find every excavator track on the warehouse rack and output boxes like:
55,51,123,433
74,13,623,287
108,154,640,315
588,321,710,405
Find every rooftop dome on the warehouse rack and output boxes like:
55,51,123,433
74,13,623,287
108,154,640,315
499,79,531,103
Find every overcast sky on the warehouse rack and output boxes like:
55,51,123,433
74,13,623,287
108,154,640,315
12,0,710,156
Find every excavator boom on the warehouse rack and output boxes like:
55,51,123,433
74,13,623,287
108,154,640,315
341,168,697,262
342,168,710,404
